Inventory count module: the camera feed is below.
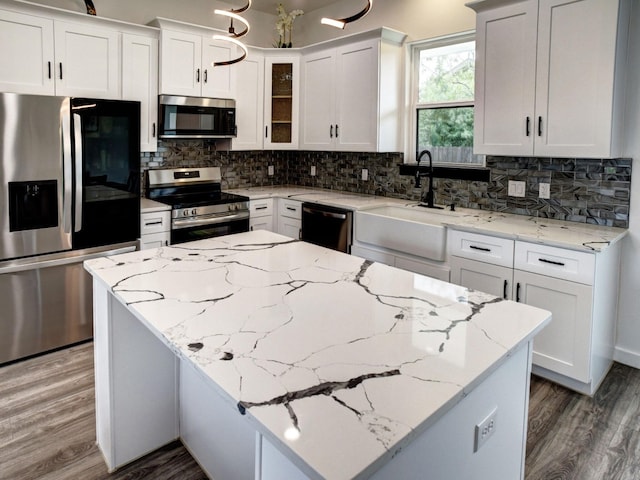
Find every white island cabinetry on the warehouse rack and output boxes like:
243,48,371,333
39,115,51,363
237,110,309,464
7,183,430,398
86,231,550,480
449,228,621,395
469,0,630,158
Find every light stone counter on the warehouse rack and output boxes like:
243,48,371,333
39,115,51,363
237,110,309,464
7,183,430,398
229,187,627,252
85,231,550,479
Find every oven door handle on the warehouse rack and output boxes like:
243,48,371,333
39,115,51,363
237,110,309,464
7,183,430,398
172,211,249,230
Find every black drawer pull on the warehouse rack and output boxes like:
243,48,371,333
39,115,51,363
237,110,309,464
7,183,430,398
255,206,268,211
503,279,508,299
525,116,530,137
516,283,521,303
145,221,163,226
286,206,297,211
539,258,565,267
469,245,491,252
538,116,543,136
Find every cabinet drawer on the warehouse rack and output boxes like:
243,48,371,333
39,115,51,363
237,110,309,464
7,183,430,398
140,231,170,250
514,242,595,285
250,198,274,218
141,211,170,235
448,230,514,268
278,199,302,219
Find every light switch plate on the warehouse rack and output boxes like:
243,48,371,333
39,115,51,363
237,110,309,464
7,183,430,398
508,180,526,197
310,165,316,176
539,182,550,199
268,165,274,176
362,169,368,181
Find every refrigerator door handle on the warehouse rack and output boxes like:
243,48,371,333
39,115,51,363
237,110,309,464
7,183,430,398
0,243,138,275
73,113,83,233
61,98,73,234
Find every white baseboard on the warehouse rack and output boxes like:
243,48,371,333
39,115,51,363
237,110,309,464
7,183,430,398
614,346,640,369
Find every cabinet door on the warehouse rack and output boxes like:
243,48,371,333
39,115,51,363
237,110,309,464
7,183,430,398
473,0,537,155
159,30,202,96
140,232,170,250
277,217,301,239
300,49,335,150
201,37,234,98
0,10,54,95
450,256,513,300
533,0,620,157
513,269,593,383
232,48,264,150
264,56,299,149
122,33,158,152
250,216,274,232
54,21,119,99
335,40,378,152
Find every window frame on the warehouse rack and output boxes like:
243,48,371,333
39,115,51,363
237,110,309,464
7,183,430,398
407,30,483,167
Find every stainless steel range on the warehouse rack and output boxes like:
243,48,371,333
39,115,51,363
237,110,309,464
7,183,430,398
146,167,249,244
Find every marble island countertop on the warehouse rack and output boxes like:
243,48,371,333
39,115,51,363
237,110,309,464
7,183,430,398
228,186,627,252
85,230,550,479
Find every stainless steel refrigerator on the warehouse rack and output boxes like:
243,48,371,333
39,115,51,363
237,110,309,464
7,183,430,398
0,93,141,364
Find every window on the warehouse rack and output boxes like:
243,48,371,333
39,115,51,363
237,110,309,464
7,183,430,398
410,33,483,166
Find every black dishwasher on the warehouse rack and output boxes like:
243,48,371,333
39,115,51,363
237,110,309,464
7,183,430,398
301,203,353,253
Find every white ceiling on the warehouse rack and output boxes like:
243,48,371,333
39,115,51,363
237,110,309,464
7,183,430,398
220,0,339,15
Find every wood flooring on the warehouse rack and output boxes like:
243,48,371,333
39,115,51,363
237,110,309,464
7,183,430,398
2,342,640,479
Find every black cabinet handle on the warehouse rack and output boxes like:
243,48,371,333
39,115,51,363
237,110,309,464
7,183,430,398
539,258,565,267
48,61,52,79
503,279,508,299
286,206,297,211
196,68,200,83
255,206,268,211
265,126,268,138
526,116,530,137
538,116,543,136
152,123,156,138
470,245,491,252
59,62,63,80
204,69,208,83
516,283,521,302
330,125,334,138
336,124,339,138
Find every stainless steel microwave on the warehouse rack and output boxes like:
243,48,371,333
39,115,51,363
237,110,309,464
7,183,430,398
158,95,236,139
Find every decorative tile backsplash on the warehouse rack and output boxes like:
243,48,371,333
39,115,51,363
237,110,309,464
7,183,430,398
143,141,631,228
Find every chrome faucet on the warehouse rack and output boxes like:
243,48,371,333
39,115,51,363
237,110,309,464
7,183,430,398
414,149,443,209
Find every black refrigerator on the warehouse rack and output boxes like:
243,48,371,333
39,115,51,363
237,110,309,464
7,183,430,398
0,93,141,364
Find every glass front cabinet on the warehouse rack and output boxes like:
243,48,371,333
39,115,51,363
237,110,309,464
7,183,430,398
264,55,299,149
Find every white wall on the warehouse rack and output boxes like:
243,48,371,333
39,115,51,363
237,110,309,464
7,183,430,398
616,0,640,367
24,0,475,47
295,0,475,45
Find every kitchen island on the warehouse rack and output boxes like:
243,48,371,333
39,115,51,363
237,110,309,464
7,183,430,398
85,231,550,479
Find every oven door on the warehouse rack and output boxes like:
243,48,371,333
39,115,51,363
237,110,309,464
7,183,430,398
171,211,249,244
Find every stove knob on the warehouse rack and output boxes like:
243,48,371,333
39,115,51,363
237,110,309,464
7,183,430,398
183,209,189,217
192,208,197,216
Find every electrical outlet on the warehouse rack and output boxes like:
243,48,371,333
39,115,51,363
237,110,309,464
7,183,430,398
474,407,497,452
539,182,550,199
508,180,526,197
310,165,316,176
268,165,274,176
362,169,369,181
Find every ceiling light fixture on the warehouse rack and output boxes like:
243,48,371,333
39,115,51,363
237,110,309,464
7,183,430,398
321,0,372,29
213,1,251,67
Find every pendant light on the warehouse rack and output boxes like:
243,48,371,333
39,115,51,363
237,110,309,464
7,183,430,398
321,0,372,29
212,0,251,66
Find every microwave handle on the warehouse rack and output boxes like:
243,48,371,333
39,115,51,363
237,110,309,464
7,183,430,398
61,98,73,234
73,113,83,233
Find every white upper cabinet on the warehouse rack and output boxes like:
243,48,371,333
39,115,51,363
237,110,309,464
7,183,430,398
231,47,265,151
122,33,159,152
54,21,120,99
155,19,234,99
0,9,119,98
300,29,405,152
470,0,630,158
0,9,54,95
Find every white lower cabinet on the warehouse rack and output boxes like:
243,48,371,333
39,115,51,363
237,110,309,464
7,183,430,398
249,198,274,232
449,229,620,395
140,209,170,250
277,199,302,239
